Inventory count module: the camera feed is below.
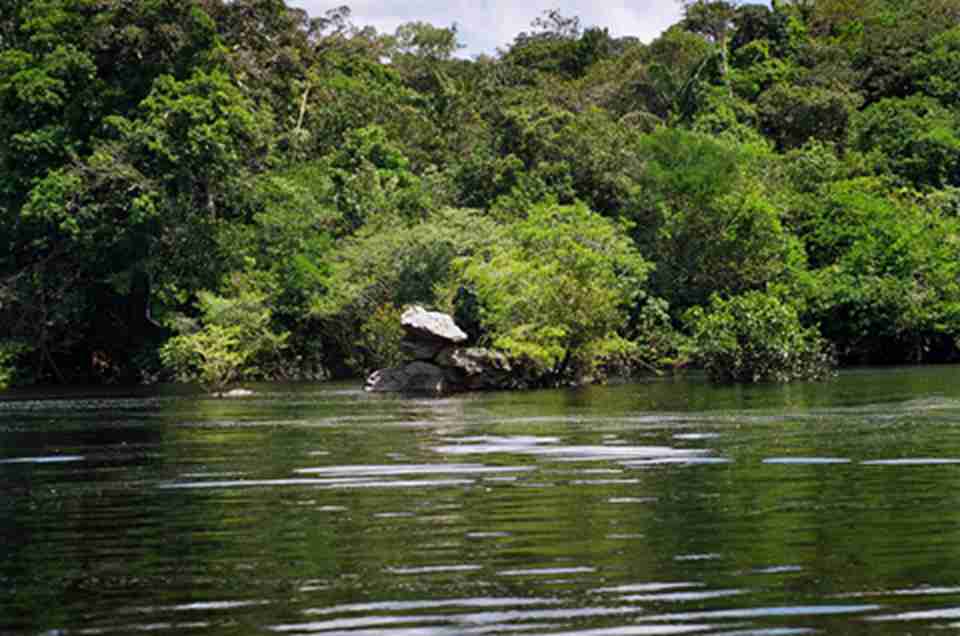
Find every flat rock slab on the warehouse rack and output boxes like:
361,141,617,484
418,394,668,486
402,306,467,345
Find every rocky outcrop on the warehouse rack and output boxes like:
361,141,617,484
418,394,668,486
366,361,449,393
435,347,515,390
365,306,518,393
397,306,467,361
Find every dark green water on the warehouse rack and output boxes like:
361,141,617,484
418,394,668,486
4,367,960,635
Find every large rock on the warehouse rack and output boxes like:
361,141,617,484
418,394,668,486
366,361,449,393
435,347,511,374
435,347,514,390
399,336,447,361
366,307,526,393
401,306,467,345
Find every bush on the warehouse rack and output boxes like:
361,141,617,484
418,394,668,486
452,201,652,384
685,291,835,383
0,341,28,390
160,275,288,392
357,304,406,372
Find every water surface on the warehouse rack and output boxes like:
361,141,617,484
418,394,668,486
4,367,960,635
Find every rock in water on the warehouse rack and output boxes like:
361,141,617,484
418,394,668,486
401,306,468,344
366,362,449,393
399,336,447,361
366,367,406,393
435,347,514,390
366,306,520,393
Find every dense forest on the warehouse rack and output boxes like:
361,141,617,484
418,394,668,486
2,0,960,389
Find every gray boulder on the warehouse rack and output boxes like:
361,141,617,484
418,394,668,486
366,306,526,393
400,336,447,361
401,306,467,344
435,347,511,374
435,347,514,389
366,361,449,393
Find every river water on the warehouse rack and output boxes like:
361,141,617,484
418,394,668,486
4,367,960,635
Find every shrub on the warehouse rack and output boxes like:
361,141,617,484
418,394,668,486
453,201,652,384
357,304,406,372
0,342,28,390
685,291,835,383
160,275,288,392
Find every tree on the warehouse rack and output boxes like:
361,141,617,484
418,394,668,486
685,291,835,383
795,178,960,363
851,95,960,189
392,21,462,61
160,273,288,392
631,27,715,121
629,128,801,311
453,202,652,383
680,0,737,86
500,10,612,79
911,26,960,106
757,82,860,150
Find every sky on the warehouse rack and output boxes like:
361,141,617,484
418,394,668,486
286,1,685,57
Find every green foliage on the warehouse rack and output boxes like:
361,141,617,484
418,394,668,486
851,95,960,189
160,274,288,392
357,304,406,372
631,129,801,310
635,27,715,121
757,82,860,150
392,21,462,61
109,68,273,207
4,0,960,387
325,125,445,231
0,341,29,390
501,11,614,79
797,180,960,362
454,202,652,383
313,207,499,372
911,26,960,104
685,291,835,383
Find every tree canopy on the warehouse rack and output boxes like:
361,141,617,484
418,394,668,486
4,0,960,388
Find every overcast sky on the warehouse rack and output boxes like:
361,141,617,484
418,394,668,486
286,1,685,56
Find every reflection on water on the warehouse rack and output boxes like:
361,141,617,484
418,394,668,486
4,367,960,634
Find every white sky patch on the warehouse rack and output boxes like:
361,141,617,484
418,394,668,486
287,1,685,56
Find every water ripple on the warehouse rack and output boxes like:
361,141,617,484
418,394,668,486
0,455,84,464
762,458,851,465
295,464,532,477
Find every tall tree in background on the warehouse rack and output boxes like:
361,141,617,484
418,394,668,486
679,0,737,89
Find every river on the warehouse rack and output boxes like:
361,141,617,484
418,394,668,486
4,366,960,635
